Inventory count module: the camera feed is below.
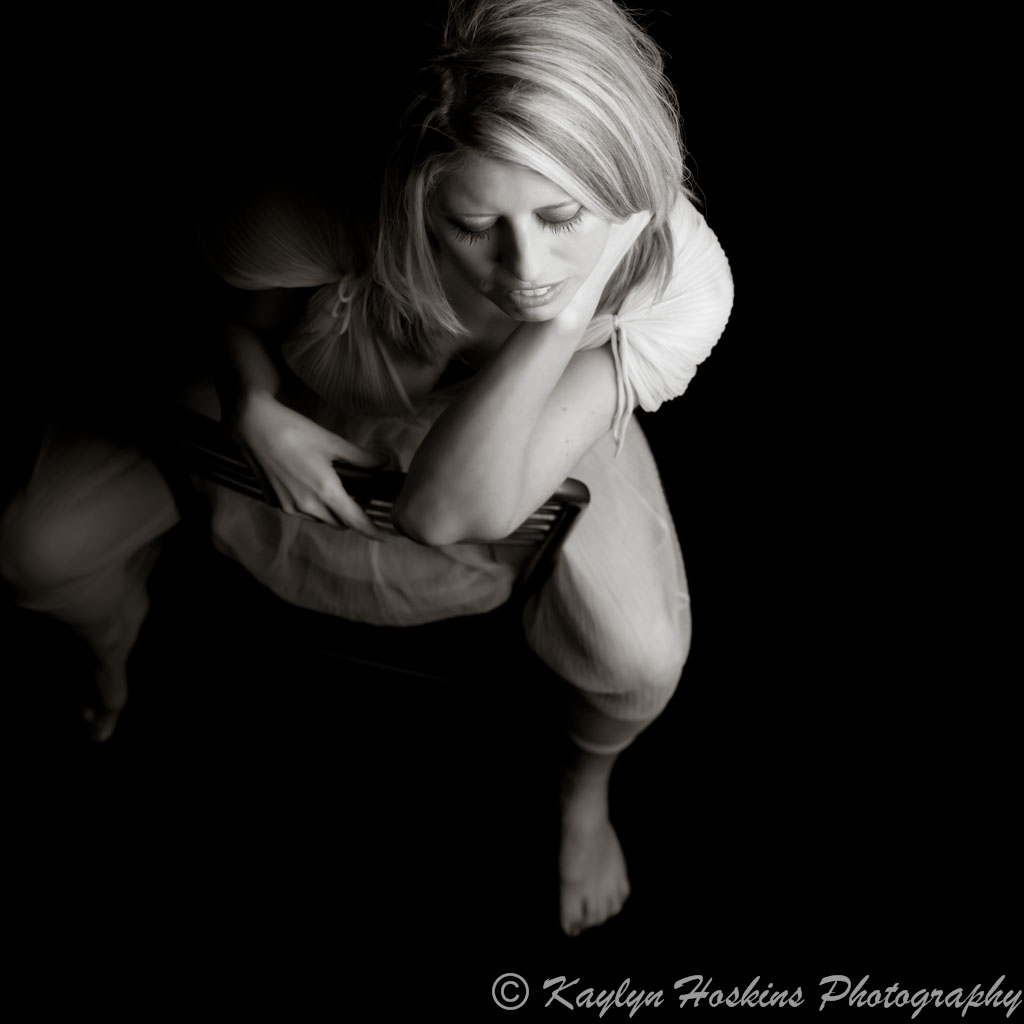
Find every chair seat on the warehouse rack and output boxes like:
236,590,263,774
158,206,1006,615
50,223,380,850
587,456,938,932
146,403,587,692
151,520,548,688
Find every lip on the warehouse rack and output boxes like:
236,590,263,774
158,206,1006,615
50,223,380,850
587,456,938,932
506,278,567,309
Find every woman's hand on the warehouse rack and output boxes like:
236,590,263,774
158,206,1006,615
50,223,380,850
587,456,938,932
233,390,391,541
559,210,653,331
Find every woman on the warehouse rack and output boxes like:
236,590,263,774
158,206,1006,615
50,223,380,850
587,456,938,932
1,0,732,935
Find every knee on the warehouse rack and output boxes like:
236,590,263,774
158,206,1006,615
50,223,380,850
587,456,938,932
0,485,160,601
0,493,84,598
1,441,179,609
582,601,691,724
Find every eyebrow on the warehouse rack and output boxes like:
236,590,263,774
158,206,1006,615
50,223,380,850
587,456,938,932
446,199,581,219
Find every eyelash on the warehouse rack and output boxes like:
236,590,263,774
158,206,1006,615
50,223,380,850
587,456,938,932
449,210,584,245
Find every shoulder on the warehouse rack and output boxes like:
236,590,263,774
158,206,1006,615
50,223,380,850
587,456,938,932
198,186,351,291
616,191,733,323
666,191,733,285
608,190,734,413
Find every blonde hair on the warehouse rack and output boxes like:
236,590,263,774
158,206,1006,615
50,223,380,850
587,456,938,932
365,0,690,361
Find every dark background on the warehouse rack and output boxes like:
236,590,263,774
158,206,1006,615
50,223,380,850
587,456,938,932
6,4,1014,1014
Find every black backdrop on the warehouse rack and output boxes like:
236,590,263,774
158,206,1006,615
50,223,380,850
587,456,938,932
6,4,1015,1014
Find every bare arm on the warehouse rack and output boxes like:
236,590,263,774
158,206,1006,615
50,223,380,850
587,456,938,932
213,289,299,405
212,285,389,540
393,213,650,545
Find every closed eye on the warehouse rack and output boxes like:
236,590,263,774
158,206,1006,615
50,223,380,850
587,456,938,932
543,210,585,235
448,209,585,244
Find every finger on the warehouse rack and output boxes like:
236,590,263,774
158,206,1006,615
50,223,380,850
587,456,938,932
237,448,291,510
291,496,338,525
260,465,324,518
261,473,299,514
325,435,389,469
321,487,392,542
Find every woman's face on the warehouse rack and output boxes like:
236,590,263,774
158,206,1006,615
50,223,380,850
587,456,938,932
430,153,611,322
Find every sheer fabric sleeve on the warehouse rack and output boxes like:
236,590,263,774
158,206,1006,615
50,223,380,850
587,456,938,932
578,193,735,450
196,188,414,414
197,189,346,291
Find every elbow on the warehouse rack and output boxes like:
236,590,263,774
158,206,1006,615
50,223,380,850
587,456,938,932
391,502,463,547
391,491,515,547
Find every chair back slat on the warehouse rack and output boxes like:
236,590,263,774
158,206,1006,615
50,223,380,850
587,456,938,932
157,405,588,601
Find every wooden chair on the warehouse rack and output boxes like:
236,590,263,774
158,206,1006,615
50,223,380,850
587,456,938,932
152,405,590,683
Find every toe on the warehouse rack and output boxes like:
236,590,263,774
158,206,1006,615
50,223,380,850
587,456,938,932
81,704,122,742
561,895,581,936
602,898,620,929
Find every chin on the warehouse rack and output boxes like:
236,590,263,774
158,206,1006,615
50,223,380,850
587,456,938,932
505,305,559,323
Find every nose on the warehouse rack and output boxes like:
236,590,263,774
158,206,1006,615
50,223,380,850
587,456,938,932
500,221,547,284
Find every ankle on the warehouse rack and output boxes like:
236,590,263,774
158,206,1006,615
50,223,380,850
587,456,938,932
77,598,148,663
561,766,612,823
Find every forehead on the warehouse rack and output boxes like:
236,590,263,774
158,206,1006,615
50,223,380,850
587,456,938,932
435,154,573,213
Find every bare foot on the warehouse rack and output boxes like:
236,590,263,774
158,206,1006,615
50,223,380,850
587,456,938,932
80,666,127,742
81,704,123,743
78,596,147,743
559,761,630,935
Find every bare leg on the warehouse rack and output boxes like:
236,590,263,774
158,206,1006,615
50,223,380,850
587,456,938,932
503,421,690,934
1,429,179,741
557,688,657,935
65,547,161,741
559,740,631,936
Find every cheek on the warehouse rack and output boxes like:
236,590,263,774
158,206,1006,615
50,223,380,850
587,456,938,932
438,236,496,282
558,221,610,275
